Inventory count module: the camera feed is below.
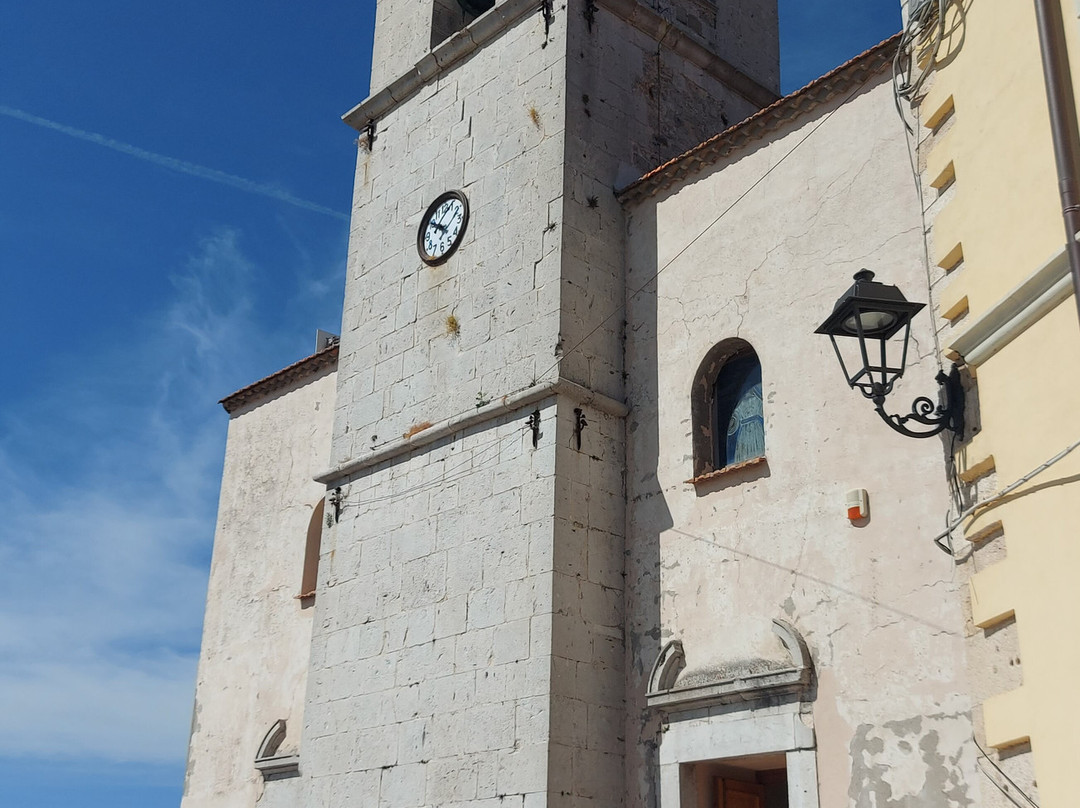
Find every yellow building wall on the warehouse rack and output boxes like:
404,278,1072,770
920,2,1080,806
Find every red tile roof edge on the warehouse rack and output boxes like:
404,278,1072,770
617,32,902,204
220,343,339,414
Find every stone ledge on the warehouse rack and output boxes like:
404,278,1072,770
647,667,811,712
646,619,813,714
949,242,1074,368
686,455,767,485
343,0,540,131
254,755,300,779
595,0,776,108
315,378,628,486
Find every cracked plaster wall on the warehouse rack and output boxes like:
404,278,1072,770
182,367,336,808
623,75,979,807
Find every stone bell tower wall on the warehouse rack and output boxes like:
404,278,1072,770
306,0,781,804
331,4,568,471
556,0,776,404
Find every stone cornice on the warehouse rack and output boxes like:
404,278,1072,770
314,377,628,487
617,33,900,204
949,243,1074,368
343,0,540,132
646,619,813,713
595,0,777,109
343,0,778,132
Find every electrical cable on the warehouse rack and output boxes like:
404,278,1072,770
893,0,950,130
354,426,519,504
972,733,1040,808
896,46,966,559
333,423,531,513
336,77,864,482
900,100,947,372
535,81,864,386
334,37,895,516
932,436,1080,552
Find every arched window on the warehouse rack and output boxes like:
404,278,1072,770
691,340,765,478
299,499,324,604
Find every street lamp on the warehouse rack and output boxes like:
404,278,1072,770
815,270,964,439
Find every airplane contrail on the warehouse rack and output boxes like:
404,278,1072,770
0,105,350,222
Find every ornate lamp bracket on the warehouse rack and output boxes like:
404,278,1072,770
870,365,965,440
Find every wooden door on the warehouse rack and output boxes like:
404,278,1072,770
717,778,765,808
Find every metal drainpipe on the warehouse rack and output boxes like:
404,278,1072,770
1033,0,1080,324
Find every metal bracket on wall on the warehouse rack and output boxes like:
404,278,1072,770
541,0,554,38
328,487,343,523
361,120,377,150
872,364,965,440
585,0,597,31
526,408,542,449
573,407,588,450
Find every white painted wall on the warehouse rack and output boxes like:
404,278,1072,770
182,365,336,808
623,75,979,807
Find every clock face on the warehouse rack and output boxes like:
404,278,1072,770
418,191,469,266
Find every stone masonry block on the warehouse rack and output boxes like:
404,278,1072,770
455,625,495,670
400,552,447,610
530,613,553,659
467,586,506,629
573,748,621,799
404,603,435,646
446,541,485,595
435,594,468,637
462,702,515,753
419,669,475,710
493,618,531,664
496,742,548,795
427,757,480,804
396,717,429,764
379,761,426,808
550,694,589,749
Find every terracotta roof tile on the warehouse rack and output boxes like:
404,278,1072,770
220,343,339,414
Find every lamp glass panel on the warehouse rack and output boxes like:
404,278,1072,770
842,309,897,336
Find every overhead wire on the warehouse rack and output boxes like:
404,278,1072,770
535,80,865,386
973,734,1040,808
891,0,976,558
335,49,888,520
893,0,950,130
932,436,1080,553
336,74,863,508
334,422,534,513
893,19,1049,802
895,44,966,556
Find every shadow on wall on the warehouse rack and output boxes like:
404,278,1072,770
431,0,496,49
625,199,676,808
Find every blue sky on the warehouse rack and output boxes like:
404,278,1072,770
0,1,898,805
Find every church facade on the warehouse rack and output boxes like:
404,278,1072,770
182,2,988,806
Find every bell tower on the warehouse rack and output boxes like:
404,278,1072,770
303,0,779,804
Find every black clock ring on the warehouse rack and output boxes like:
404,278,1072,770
417,190,469,266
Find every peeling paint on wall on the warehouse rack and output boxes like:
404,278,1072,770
848,714,973,807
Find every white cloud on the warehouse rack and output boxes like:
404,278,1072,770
0,105,349,222
0,228,337,764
